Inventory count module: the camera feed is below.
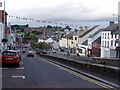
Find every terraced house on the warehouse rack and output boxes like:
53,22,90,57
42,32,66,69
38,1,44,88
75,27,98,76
101,21,119,58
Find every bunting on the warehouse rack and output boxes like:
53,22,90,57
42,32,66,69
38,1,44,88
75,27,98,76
8,15,81,28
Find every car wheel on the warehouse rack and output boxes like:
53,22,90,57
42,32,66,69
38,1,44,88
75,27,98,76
16,63,19,67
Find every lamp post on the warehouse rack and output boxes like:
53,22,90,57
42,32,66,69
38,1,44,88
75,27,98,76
67,37,68,62
118,2,120,47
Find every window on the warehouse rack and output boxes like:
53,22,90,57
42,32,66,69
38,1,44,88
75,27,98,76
108,33,109,39
111,41,113,46
111,34,113,39
115,34,117,39
78,49,82,53
102,33,104,39
3,52,16,56
115,42,116,46
107,41,109,48
75,37,77,40
105,33,106,39
102,41,104,46
105,41,106,47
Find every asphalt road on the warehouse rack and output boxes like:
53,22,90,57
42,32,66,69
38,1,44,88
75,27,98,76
2,49,116,89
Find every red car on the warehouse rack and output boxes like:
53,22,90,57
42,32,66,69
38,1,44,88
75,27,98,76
2,50,20,67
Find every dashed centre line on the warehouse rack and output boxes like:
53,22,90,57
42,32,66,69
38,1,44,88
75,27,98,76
12,76,25,79
16,67,24,70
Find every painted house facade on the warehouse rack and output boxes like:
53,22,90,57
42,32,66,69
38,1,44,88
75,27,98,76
101,22,119,58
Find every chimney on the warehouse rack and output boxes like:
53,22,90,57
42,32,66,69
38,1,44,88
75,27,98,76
109,21,114,26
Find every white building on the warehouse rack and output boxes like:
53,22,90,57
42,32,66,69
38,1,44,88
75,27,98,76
101,22,119,58
77,25,103,56
38,37,45,43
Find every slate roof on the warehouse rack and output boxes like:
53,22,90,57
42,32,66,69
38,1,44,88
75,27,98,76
81,40,88,45
79,25,99,38
102,24,119,34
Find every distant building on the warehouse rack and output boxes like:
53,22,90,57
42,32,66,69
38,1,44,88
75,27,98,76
87,28,102,57
59,29,88,54
77,25,103,56
25,27,54,38
91,37,101,57
0,10,8,25
101,21,119,58
38,37,46,43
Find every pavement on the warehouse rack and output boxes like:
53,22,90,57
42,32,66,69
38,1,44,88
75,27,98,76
49,51,120,68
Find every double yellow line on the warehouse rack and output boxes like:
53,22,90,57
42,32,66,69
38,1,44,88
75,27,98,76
42,58,118,90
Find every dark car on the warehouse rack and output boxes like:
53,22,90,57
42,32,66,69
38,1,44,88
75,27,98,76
22,49,26,53
2,50,20,67
27,51,34,57
40,49,47,54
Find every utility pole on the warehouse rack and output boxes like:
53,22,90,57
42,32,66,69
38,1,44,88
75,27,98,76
118,1,120,58
67,37,69,62
44,27,46,39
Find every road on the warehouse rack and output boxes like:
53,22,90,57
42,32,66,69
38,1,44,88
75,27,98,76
2,48,117,89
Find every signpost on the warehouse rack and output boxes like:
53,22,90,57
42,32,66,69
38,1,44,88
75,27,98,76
5,27,11,34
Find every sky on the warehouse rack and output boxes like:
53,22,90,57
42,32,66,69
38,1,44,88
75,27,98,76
0,0,120,29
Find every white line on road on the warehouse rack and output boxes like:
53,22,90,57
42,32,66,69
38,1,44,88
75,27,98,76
12,76,25,79
0,68,8,69
59,67,64,70
16,67,24,70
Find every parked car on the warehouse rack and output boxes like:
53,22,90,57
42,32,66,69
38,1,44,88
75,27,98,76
22,49,26,53
2,50,20,67
36,49,47,54
40,49,47,54
52,50,57,53
27,51,34,57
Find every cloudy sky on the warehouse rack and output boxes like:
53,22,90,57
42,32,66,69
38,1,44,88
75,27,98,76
0,0,120,29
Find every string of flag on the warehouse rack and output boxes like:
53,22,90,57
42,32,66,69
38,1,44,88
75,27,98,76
8,15,80,28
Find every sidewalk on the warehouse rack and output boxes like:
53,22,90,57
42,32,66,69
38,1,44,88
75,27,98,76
50,51,120,68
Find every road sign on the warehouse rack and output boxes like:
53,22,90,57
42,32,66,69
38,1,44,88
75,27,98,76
5,27,11,34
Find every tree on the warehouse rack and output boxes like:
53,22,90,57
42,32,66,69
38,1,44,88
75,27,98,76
37,42,50,50
46,25,53,28
65,25,71,30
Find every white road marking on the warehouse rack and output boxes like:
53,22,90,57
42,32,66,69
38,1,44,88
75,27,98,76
60,67,64,70
12,76,25,79
16,67,24,70
0,68,8,69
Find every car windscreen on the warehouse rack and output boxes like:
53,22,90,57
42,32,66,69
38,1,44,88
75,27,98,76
3,52,16,56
